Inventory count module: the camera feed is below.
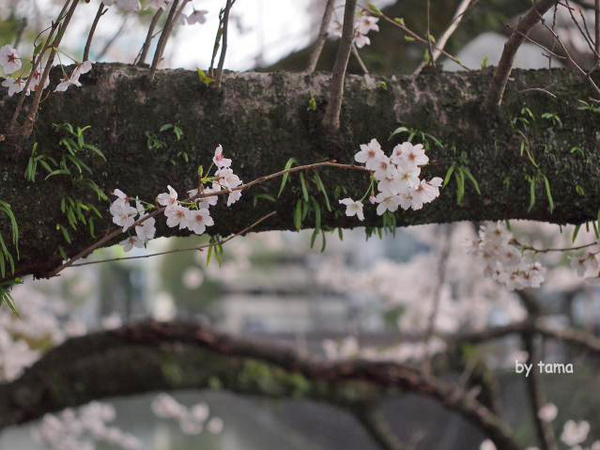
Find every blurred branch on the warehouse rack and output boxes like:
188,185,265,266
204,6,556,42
0,321,522,450
215,0,236,88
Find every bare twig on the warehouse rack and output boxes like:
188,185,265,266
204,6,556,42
305,0,336,73
215,0,235,88
352,44,369,74
136,8,163,66
69,211,277,268
486,0,559,108
413,0,475,75
373,10,470,72
150,0,189,81
323,0,358,131
83,2,107,61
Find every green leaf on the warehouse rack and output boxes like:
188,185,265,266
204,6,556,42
542,175,554,213
294,200,302,231
197,69,214,87
278,158,297,198
300,173,309,202
462,167,481,195
443,165,455,188
572,224,582,243
527,177,536,212
389,126,410,141
312,172,331,212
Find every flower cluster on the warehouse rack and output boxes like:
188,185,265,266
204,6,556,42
152,394,223,435
468,222,546,289
110,145,242,252
33,402,142,450
331,12,380,48
339,138,442,220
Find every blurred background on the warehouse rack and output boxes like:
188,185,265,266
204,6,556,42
1,0,600,449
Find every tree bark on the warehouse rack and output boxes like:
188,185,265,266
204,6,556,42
0,64,599,279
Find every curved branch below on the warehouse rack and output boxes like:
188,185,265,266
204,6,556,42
0,321,521,450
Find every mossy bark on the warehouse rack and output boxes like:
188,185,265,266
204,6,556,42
0,64,599,279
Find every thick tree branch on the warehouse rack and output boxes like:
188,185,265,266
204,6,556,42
0,320,521,450
1,64,599,279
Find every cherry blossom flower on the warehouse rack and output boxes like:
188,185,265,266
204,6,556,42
28,67,50,93
187,9,209,25
165,205,189,229
538,403,558,422
1,77,26,96
373,155,396,180
0,44,22,74
213,144,232,168
157,185,179,210
120,235,144,252
374,193,400,216
227,189,242,206
55,61,94,92
561,420,590,446
135,217,156,243
354,138,384,170
391,142,429,167
570,251,599,277
185,208,214,235
339,198,364,221
110,194,137,232
152,394,186,420
215,168,241,189
207,417,223,434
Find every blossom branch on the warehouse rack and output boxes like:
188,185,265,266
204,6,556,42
68,211,277,268
43,160,368,279
215,0,235,88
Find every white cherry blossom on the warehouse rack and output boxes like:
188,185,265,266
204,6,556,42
185,208,214,235
339,198,364,221
0,44,21,74
165,205,189,229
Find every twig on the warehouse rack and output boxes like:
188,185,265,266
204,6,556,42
413,0,475,75
305,0,336,73
352,44,369,74
149,0,185,81
426,0,434,65
69,211,277,268
46,160,369,277
83,2,107,61
485,0,559,108
136,8,163,66
373,9,470,72
323,0,358,131
215,0,235,88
